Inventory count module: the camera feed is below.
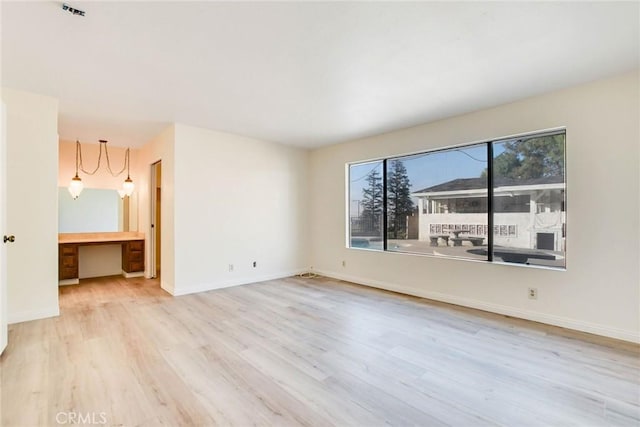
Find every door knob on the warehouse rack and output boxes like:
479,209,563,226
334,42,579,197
3,235,15,243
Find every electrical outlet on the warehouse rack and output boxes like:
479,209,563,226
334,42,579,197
528,287,538,300
228,264,234,272
342,260,346,267
253,261,257,268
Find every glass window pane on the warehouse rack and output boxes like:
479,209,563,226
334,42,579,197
349,161,383,250
387,144,488,261
492,132,566,268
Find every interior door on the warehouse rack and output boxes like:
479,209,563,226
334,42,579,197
1,102,8,354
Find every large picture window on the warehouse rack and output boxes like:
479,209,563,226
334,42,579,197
347,130,566,269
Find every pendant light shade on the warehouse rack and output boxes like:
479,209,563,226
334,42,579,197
122,177,134,197
68,174,83,199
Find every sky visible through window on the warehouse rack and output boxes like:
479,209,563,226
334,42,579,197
350,143,491,211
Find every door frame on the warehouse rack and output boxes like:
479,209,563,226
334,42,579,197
1,101,8,354
149,160,161,279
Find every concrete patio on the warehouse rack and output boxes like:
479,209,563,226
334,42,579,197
366,238,566,268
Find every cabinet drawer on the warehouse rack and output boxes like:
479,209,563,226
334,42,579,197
122,239,145,273
128,262,144,272
60,245,77,255
128,241,144,251
128,251,143,262
59,266,78,280
61,256,77,268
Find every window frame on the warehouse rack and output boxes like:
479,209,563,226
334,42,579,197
346,128,567,270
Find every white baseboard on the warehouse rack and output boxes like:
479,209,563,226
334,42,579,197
171,269,307,297
122,270,145,278
315,269,640,344
58,278,79,286
160,279,174,295
8,306,60,324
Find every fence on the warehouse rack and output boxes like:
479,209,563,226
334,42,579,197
350,216,380,236
351,215,417,239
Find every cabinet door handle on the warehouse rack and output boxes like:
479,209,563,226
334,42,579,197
3,235,15,243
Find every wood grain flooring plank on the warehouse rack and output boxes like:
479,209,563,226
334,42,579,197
1,275,638,426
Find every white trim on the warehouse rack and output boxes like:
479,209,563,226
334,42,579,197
8,306,59,324
413,183,565,199
58,278,79,286
413,188,486,198
160,279,174,295
149,160,160,279
315,268,640,344
170,269,307,297
122,270,144,278
496,183,565,193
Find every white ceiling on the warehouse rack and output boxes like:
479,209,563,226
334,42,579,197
2,1,638,148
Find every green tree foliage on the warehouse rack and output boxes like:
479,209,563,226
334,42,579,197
360,168,383,233
386,160,413,239
482,134,565,179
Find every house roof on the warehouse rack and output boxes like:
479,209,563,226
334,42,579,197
413,175,564,194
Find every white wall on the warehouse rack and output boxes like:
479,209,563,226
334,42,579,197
171,124,309,295
309,71,640,343
138,125,175,294
1,88,59,323
77,245,123,279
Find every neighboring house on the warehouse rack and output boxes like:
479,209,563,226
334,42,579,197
412,176,565,251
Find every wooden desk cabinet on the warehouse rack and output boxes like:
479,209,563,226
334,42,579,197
58,232,145,281
122,240,144,273
59,244,79,280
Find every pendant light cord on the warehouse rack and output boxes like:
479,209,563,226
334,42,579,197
76,140,129,177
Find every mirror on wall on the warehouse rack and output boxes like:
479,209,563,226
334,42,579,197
58,188,138,233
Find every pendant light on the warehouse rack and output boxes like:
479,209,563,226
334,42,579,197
68,139,134,199
68,140,84,199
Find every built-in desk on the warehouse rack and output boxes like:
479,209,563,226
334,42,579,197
59,232,145,284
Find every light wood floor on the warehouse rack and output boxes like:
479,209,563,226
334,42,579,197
1,275,639,426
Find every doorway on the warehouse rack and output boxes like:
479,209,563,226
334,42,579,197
150,161,162,279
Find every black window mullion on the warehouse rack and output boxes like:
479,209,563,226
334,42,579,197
382,159,388,251
487,142,494,262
